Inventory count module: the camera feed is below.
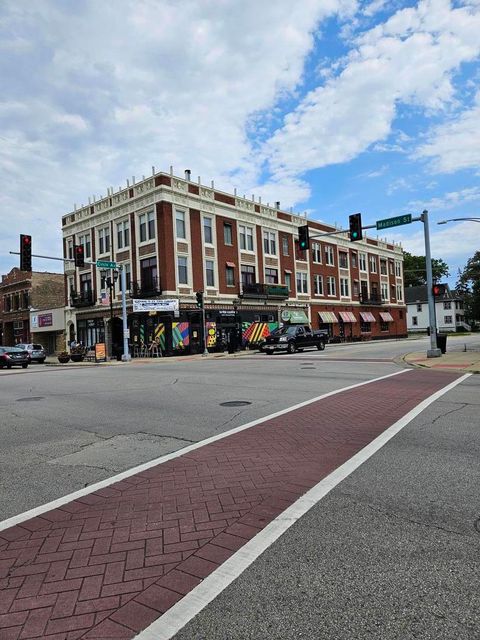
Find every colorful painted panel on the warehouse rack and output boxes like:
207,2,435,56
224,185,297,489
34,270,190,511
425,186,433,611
242,322,278,345
172,322,190,349
206,322,217,347
154,323,166,350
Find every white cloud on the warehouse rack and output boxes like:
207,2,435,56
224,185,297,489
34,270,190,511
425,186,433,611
388,221,480,262
408,186,480,211
266,0,480,180
416,91,480,172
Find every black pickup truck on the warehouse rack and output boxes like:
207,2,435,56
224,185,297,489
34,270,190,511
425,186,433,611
260,325,328,354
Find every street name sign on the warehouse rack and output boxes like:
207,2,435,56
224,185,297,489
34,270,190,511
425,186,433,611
96,260,117,269
376,214,412,230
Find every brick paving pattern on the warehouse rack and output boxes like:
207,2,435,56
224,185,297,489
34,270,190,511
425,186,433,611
0,370,460,639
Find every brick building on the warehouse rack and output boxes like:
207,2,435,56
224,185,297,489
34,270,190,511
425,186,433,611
62,168,407,355
0,268,65,348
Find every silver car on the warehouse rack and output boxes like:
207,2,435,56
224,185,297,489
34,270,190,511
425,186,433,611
16,343,46,363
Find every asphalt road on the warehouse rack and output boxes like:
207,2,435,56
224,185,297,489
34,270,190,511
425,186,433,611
0,336,478,639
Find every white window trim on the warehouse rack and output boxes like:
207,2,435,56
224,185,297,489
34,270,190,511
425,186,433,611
262,229,277,256
116,218,130,251
202,215,215,246
359,252,367,272
239,224,255,253
138,210,156,245
175,209,189,242
327,275,336,297
177,254,189,286
204,258,217,289
97,226,111,256
313,274,324,296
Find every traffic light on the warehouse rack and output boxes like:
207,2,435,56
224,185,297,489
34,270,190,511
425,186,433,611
195,291,204,309
349,213,363,242
20,234,32,271
432,284,446,297
298,225,310,251
74,244,85,267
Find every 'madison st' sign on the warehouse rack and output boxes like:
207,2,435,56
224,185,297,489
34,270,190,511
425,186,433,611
376,214,412,230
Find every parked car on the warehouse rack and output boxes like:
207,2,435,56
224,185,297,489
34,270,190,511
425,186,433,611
16,343,46,363
0,347,30,369
260,324,328,354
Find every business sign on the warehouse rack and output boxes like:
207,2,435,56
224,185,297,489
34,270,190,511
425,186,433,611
96,260,117,269
133,299,179,313
38,313,53,327
281,310,309,324
376,214,412,230
95,342,107,362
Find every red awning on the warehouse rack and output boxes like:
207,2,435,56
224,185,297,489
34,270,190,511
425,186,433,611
339,311,357,323
360,311,376,322
226,261,236,267
379,312,394,322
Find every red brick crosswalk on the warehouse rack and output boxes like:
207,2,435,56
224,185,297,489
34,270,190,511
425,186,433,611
0,370,459,639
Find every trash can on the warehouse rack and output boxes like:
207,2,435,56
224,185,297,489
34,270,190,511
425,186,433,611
436,334,447,354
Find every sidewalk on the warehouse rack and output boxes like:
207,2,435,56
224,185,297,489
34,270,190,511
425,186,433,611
0,370,462,640
403,349,480,373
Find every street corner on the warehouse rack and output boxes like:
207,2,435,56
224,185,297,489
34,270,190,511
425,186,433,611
403,350,480,373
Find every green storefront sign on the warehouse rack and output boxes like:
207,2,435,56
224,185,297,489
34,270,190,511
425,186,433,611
266,284,289,298
376,214,412,230
281,310,309,324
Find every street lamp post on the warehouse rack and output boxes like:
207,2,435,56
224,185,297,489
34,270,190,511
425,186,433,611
437,217,480,224
101,269,118,359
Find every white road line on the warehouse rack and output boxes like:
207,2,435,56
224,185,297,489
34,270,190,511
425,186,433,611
0,369,408,532
136,372,471,640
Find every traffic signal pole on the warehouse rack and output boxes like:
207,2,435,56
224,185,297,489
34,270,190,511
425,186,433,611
422,210,441,357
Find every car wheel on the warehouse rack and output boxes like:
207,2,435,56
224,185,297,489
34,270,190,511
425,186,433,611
22,364,28,369
287,342,296,354
38,359,46,364
317,341,325,351
7,364,12,369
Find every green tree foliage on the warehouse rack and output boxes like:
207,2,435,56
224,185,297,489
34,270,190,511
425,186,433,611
403,251,450,287
456,251,480,326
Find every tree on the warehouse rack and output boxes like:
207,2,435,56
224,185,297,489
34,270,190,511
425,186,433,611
403,251,450,287
456,251,480,326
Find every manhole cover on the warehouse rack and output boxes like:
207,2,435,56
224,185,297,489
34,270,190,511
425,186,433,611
220,401,252,407
16,397,45,402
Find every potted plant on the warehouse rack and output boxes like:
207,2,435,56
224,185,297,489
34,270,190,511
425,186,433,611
57,351,70,364
70,345,86,363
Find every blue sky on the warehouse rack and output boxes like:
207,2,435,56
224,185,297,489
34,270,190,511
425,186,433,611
1,0,479,286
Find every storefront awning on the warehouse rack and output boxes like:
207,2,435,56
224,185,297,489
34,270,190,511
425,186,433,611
226,261,236,267
379,312,394,322
318,311,338,323
339,311,357,323
360,311,376,322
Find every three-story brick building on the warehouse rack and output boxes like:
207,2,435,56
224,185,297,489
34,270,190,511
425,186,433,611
62,168,407,355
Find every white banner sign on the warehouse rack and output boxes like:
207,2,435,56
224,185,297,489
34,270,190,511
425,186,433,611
133,298,179,313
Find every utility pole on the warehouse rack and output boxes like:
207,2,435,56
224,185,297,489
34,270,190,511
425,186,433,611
422,210,441,357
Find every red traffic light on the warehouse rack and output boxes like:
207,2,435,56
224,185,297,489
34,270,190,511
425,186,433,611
74,244,85,267
432,284,446,297
22,235,31,245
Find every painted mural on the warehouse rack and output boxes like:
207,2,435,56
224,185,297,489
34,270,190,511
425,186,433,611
242,322,278,346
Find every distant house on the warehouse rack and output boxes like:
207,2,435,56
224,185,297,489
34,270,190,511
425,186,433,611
405,284,469,333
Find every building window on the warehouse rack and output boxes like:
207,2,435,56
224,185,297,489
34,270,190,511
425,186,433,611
263,230,276,255
339,252,348,269
417,304,422,312
312,242,321,263
359,252,367,271
239,225,254,251
265,268,278,284
241,264,255,286
139,211,155,242
444,315,453,324
203,217,213,244
79,272,92,294
116,220,130,249
98,227,110,255
340,277,349,297
327,276,336,296
381,283,389,301
380,259,388,275
412,316,418,326
285,272,291,291
314,274,323,296
296,272,308,294
353,282,359,296
395,261,402,277
351,253,357,268
79,233,91,259
177,256,188,285
67,239,73,260
175,210,186,239
325,245,335,266
140,257,158,290
389,261,394,275
396,284,403,301
443,301,451,310
205,260,215,287
226,266,235,286
369,255,377,273
282,236,289,256
360,321,371,333
380,321,389,332
224,223,233,245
